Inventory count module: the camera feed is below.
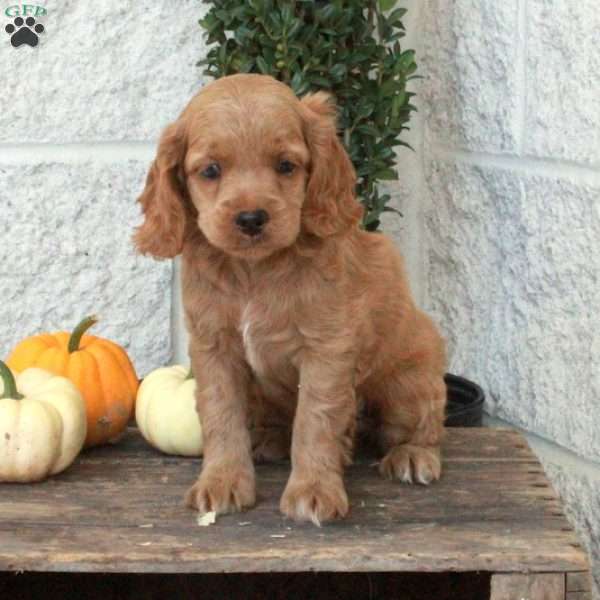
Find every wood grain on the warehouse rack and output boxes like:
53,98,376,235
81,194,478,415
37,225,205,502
490,573,564,600
566,572,592,592
0,428,589,575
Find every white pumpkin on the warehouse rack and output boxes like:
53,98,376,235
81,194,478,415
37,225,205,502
0,361,87,482
136,365,202,456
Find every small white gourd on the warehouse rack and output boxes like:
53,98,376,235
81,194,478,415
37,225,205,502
0,361,87,482
136,365,202,457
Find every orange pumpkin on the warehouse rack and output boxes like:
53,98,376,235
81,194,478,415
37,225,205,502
6,316,139,448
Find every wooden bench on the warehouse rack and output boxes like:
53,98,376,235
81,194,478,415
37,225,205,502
0,428,591,599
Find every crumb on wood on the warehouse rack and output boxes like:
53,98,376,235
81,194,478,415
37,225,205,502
197,511,217,527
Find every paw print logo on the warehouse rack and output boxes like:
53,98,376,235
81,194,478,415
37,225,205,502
5,16,45,48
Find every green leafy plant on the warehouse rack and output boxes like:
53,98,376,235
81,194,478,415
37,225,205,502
199,0,418,231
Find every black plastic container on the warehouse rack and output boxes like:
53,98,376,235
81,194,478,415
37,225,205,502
444,373,485,427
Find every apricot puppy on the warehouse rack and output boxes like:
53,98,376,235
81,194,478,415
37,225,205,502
134,74,447,525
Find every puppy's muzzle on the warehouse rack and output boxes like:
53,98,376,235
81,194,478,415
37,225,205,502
235,209,270,237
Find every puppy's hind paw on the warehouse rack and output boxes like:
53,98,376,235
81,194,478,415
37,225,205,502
379,444,441,485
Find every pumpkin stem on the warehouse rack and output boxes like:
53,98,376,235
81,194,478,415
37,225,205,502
0,360,23,400
68,315,99,353
185,367,194,380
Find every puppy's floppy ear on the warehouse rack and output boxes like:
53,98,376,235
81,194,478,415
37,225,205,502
300,92,363,237
133,121,189,258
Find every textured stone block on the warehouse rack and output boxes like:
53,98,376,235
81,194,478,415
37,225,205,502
0,159,172,377
425,160,600,461
380,115,425,304
0,1,208,143
525,0,600,165
541,460,600,598
422,0,520,153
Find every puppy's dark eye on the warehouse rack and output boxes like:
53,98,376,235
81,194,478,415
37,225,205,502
276,160,295,175
200,163,221,180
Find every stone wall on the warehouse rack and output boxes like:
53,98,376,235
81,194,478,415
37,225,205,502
418,0,600,593
0,1,208,376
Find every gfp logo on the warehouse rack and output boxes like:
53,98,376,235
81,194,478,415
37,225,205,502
4,4,46,47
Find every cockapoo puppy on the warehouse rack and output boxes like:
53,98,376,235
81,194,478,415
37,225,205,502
134,74,446,525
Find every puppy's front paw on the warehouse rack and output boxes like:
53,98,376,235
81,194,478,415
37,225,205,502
185,465,256,515
280,473,348,526
379,444,441,485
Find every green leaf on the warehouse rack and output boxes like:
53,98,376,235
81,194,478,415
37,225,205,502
218,43,228,65
388,7,407,23
383,206,404,217
239,59,255,73
256,56,271,74
291,70,303,88
317,4,339,22
308,75,333,88
355,123,380,137
355,102,374,120
356,163,374,177
281,4,293,25
330,63,347,81
391,139,415,151
287,19,303,39
374,168,399,180
399,49,416,69
378,0,397,11
295,80,311,95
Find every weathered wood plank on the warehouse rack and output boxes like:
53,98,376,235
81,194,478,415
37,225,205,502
0,460,566,527
0,428,589,575
0,522,588,574
97,427,538,463
566,571,592,592
566,593,592,600
490,573,564,600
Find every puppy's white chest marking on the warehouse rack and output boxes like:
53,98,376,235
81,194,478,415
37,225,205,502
241,319,252,349
242,320,259,369
239,301,300,379
240,305,263,374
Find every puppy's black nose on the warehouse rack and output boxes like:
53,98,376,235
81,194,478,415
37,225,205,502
235,209,270,236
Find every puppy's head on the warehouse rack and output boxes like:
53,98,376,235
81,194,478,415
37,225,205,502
134,74,363,261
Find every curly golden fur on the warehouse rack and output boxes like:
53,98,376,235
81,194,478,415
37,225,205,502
134,74,447,525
